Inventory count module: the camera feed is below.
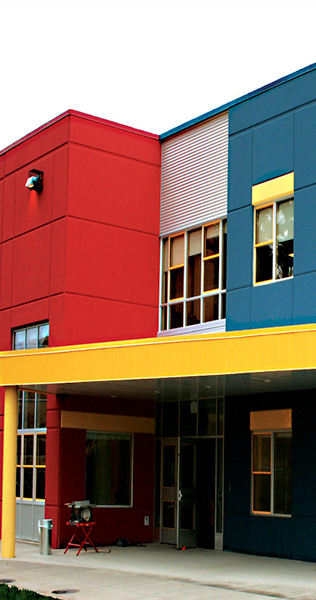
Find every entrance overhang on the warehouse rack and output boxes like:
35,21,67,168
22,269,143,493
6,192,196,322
1,323,316,397
2,323,316,558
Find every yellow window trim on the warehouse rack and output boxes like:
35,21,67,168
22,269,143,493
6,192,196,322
203,253,220,261
252,172,294,206
250,409,292,431
255,240,273,248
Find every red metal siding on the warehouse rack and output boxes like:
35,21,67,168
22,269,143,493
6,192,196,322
3,118,69,176
0,111,161,547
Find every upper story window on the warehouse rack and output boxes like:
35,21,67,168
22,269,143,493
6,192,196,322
254,200,294,284
13,323,49,350
252,173,294,285
160,220,227,331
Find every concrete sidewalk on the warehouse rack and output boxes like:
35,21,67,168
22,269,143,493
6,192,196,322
1,541,316,600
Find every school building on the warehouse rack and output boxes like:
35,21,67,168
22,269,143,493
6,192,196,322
1,62,316,561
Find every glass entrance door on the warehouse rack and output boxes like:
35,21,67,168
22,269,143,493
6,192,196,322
160,440,177,544
177,440,197,549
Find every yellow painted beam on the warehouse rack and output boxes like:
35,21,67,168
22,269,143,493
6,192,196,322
252,172,294,206
61,411,155,434
0,325,316,388
1,386,18,559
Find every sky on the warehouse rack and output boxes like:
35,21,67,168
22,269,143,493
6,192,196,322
1,0,316,150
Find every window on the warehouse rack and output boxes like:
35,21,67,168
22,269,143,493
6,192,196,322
13,323,49,503
160,220,227,331
85,432,132,506
254,199,294,284
251,410,292,516
13,322,49,350
16,393,47,501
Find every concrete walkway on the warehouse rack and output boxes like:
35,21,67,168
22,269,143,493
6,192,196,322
1,541,316,600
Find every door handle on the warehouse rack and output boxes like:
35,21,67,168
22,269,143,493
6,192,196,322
178,490,183,501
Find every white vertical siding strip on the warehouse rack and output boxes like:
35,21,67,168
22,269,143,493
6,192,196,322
160,112,228,236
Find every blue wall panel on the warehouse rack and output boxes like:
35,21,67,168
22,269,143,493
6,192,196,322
295,102,316,189
230,69,316,135
252,114,294,185
293,273,316,324
294,185,316,278
224,391,316,561
226,288,251,331
226,66,316,331
228,131,252,212
250,280,293,329
226,207,252,291
294,186,316,276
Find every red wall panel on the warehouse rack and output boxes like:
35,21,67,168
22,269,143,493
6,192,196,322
65,218,159,307
69,115,160,166
14,157,54,238
0,181,3,244
12,226,51,306
0,155,4,179
63,293,158,345
52,146,68,221
4,118,69,176
46,428,61,508
11,298,49,331
57,431,155,547
50,219,67,295
60,429,86,506
0,241,13,309
68,145,160,234
0,309,11,351
48,294,65,346
2,176,15,242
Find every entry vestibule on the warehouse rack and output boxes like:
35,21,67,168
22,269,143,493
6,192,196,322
156,394,224,550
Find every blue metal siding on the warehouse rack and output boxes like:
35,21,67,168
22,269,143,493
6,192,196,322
227,66,316,331
224,392,316,561
293,273,316,324
228,131,252,212
252,114,294,185
226,288,251,331
226,206,253,291
294,186,316,276
250,279,293,329
294,102,316,189
229,68,316,135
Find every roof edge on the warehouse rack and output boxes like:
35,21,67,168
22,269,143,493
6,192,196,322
0,109,159,156
160,61,316,140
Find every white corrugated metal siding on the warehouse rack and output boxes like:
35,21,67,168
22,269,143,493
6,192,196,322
160,112,228,236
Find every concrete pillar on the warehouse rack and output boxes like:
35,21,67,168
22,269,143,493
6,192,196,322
1,386,18,558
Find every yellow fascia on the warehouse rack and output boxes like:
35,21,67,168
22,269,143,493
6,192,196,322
1,324,316,387
252,172,294,206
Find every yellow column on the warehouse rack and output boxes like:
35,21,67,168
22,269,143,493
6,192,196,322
1,386,18,558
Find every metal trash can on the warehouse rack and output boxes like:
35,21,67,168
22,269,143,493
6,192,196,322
38,519,53,555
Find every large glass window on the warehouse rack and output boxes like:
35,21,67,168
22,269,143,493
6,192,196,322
86,432,132,506
160,220,227,331
252,431,292,515
14,323,49,503
16,392,47,502
254,199,294,284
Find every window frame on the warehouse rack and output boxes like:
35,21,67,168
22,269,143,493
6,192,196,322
13,323,49,505
253,197,294,286
251,429,292,517
13,322,49,350
85,431,134,508
159,219,227,332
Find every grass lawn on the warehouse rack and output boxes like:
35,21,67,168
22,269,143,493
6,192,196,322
0,584,54,599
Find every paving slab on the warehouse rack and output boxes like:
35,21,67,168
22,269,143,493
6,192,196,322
0,542,316,600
